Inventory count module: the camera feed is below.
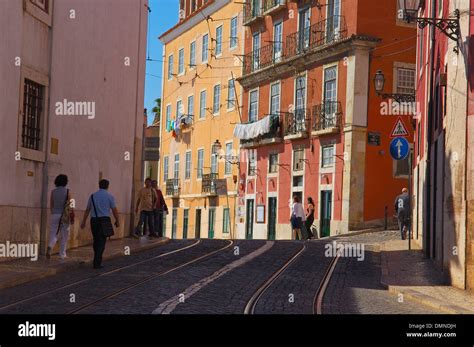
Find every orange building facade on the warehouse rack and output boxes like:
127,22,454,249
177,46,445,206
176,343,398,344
234,0,417,239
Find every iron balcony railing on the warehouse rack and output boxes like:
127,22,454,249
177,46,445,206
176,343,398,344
263,0,286,13
243,1,263,25
243,43,283,77
166,178,180,196
242,16,347,77
202,173,219,195
283,109,310,137
285,15,347,57
312,101,343,132
241,115,281,146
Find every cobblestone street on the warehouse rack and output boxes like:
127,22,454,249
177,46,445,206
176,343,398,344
0,231,448,315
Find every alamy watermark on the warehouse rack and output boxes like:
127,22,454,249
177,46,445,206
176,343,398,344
18,321,55,341
55,99,95,119
0,241,38,261
324,241,365,261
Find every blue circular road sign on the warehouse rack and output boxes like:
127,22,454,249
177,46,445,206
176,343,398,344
390,137,409,160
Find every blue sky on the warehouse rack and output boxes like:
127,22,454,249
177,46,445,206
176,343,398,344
144,0,179,125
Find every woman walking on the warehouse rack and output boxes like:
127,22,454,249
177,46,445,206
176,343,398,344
289,195,305,240
305,197,315,240
47,174,74,259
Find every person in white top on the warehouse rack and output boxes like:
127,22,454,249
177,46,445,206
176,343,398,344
289,195,306,240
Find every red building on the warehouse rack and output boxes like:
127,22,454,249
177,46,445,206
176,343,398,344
234,0,416,240
411,0,473,290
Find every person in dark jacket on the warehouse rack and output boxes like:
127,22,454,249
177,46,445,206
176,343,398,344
394,188,410,240
152,180,168,238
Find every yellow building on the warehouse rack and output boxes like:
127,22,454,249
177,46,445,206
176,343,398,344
159,0,243,239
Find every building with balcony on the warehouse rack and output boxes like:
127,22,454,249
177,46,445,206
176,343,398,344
234,0,417,239
159,0,243,239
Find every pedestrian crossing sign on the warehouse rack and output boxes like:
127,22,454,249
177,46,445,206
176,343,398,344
390,117,409,138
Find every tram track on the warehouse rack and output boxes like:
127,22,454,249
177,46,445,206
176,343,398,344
0,239,230,313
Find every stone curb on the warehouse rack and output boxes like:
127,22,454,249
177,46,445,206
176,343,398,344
0,237,170,291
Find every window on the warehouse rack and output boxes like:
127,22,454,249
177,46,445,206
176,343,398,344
178,48,184,74
21,79,44,150
202,34,209,62
293,148,304,171
252,32,260,70
211,145,218,174
397,68,415,94
174,154,180,179
273,22,283,62
230,16,238,49
270,82,280,116
163,156,169,181
248,150,257,176
176,100,183,118
324,67,337,102
227,79,236,109
322,146,335,168
249,89,258,122
225,142,233,175
215,25,223,55
213,84,221,114
168,54,174,80
185,151,192,179
295,76,306,110
187,95,194,116
199,90,207,119
197,149,204,178
223,208,230,234
269,153,278,173
183,209,189,239
293,175,303,187
165,105,172,128
190,41,196,68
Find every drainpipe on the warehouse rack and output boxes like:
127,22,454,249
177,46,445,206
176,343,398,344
424,0,436,258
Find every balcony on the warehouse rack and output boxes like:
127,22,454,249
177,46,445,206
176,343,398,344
202,173,219,196
165,178,180,197
239,115,282,148
263,0,286,15
238,15,359,89
283,109,310,140
243,1,263,26
311,101,343,136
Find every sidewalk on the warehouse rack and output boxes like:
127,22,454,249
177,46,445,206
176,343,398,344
380,239,474,314
0,236,170,291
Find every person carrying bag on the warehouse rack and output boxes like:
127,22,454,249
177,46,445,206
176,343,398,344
80,179,119,269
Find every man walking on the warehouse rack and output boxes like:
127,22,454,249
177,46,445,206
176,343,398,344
80,179,120,269
152,180,168,237
134,178,158,238
394,187,410,240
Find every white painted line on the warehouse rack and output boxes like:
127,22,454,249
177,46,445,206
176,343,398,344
153,241,274,314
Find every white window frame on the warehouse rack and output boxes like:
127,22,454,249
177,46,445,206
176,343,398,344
215,24,223,57
178,47,185,75
230,15,238,50
248,88,259,122
197,148,204,180
199,89,207,119
202,33,209,63
163,156,169,182
190,41,196,69
225,141,233,176
187,94,194,116
227,78,236,111
168,54,174,80
269,81,281,116
185,150,192,180
213,84,221,115
174,153,180,179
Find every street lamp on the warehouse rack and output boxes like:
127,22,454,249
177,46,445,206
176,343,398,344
398,0,460,53
373,70,416,103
